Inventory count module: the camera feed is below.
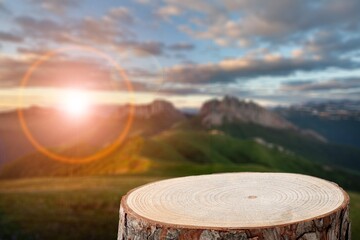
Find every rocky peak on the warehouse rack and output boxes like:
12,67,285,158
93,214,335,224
200,96,296,130
119,99,185,121
135,100,183,118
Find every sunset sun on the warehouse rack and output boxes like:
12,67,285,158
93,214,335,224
60,89,91,117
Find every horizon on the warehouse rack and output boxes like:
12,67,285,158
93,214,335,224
2,87,357,114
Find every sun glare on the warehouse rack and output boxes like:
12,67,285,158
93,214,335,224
60,89,91,117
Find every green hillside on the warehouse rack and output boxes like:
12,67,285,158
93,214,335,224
0,176,162,240
142,130,360,190
216,122,360,171
0,138,150,178
281,112,360,148
2,127,360,191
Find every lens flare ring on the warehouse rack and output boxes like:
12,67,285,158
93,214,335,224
17,45,134,164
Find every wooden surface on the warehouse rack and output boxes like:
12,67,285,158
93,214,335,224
118,173,351,240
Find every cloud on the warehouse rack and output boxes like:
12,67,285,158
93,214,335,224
281,80,314,87
0,54,125,90
6,0,360,106
27,0,81,14
107,7,135,25
77,17,127,44
157,87,203,95
0,52,171,93
15,15,67,40
164,55,358,84
127,67,160,79
13,12,194,59
14,9,135,46
17,47,50,57
0,53,168,94
14,9,194,58
135,0,153,4
303,31,360,58
168,43,195,51
117,40,165,56
0,56,29,87
281,78,360,92
0,31,23,43
70,7,136,45
167,0,360,58
116,41,195,56
156,5,182,19
0,2,10,14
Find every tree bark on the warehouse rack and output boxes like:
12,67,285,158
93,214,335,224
118,173,351,240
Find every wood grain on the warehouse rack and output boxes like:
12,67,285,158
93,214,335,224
118,173,350,240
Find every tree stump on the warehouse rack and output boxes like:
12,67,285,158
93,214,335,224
118,173,350,240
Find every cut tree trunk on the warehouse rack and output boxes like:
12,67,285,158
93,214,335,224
118,173,350,240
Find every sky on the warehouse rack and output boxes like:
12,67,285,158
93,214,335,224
1,0,360,108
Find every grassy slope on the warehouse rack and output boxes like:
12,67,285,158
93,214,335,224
0,138,150,178
2,128,360,190
216,122,360,171
0,177,359,240
147,130,360,190
284,113,360,148
350,192,360,235
0,176,161,240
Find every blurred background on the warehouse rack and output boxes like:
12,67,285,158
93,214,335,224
0,0,360,239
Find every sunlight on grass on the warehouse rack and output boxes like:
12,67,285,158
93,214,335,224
0,176,163,240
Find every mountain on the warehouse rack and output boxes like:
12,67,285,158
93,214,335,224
276,100,360,121
194,96,360,171
1,96,360,183
275,100,360,148
0,100,185,165
119,100,185,121
200,96,295,129
200,96,326,142
116,99,186,136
